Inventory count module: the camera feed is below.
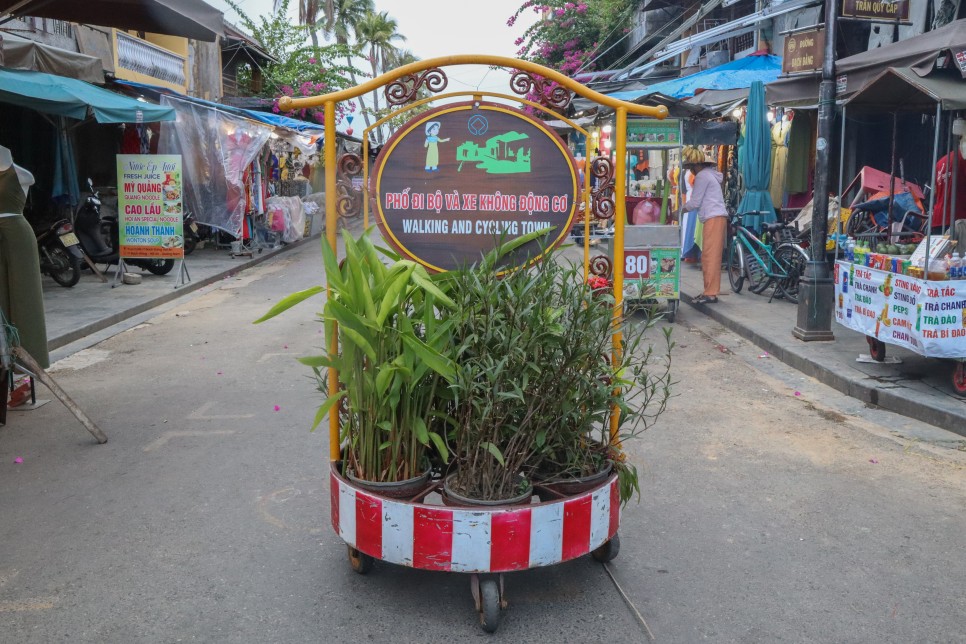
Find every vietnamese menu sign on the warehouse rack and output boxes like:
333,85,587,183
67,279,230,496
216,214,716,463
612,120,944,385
626,118,680,149
116,154,184,259
372,102,578,272
841,0,910,22
622,248,680,300
834,261,966,358
782,28,824,75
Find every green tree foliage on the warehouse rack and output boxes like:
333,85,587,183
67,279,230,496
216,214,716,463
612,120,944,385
226,0,359,124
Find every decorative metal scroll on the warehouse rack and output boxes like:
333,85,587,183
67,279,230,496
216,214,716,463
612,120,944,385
336,152,363,218
509,70,572,111
589,254,613,280
590,156,615,221
385,68,448,106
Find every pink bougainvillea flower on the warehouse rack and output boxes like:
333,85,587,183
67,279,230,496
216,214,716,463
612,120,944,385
794,391,802,396
869,458,879,464
13,457,24,464
273,405,281,412
308,57,317,64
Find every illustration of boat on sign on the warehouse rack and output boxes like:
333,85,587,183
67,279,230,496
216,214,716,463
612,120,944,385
457,131,531,174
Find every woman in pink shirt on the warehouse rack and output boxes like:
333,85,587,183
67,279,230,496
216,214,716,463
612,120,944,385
680,146,728,304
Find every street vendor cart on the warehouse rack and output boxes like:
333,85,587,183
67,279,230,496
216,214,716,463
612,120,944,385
832,67,966,395
609,224,681,322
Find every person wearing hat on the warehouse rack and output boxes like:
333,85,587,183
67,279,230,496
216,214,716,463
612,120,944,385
680,145,727,304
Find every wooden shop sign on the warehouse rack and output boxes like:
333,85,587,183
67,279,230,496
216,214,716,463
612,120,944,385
372,101,578,272
841,0,910,23
782,28,825,75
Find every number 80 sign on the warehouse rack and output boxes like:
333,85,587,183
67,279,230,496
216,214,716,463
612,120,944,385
624,249,650,279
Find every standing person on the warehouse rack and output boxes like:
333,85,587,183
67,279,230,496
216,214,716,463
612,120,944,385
680,146,727,304
423,121,449,172
931,145,966,234
0,144,49,369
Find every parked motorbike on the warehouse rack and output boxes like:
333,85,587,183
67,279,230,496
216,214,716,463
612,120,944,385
74,179,174,276
35,218,82,287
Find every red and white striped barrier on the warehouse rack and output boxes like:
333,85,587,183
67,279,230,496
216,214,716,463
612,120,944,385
330,470,620,573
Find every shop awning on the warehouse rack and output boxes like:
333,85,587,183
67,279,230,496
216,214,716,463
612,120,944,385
767,18,966,107
845,67,966,112
114,79,324,134
623,53,782,101
0,67,175,122
0,32,104,84
0,0,224,42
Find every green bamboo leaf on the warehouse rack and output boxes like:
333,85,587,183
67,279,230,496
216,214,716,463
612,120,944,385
377,263,416,326
297,354,336,368
411,267,455,308
310,391,345,431
340,326,376,363
319,239,346,292
483,442,505,466
428,431,449,462
252,286,324,324
401,335,456,382
375,366,395,397
414,417,429,445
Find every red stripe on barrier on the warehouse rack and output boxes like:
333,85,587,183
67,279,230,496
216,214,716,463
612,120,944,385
355,492,383,559
330,473,340,535
490,509,532,572
413,507,453,571
562,495,592,560
609,478,620,539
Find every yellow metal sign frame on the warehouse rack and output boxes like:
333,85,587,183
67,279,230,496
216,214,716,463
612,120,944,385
279,54,667,461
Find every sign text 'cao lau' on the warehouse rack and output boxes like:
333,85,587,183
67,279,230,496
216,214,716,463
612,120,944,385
372,102,578,272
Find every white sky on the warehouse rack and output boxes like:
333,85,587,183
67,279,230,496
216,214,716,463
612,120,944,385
210,0,539,96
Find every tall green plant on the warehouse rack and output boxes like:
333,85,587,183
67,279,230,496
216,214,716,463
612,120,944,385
445,242,674,504
255,231,456,482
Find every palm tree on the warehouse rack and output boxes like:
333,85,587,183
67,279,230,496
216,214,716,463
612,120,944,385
355,10,406,144
298,0,333,48
319,0,375,132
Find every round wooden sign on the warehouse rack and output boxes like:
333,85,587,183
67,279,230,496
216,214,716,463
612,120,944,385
372,101,579,272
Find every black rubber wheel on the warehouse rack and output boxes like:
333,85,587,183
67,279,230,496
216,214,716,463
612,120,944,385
952,362,966,397
46,245,81,287
775,244,808,304
146,259,175,276
727,242,744,293
479,578,501,633
867,336,887,362
183,234,197,255
347,546,374,574
591,533,621,563
664,300,677,323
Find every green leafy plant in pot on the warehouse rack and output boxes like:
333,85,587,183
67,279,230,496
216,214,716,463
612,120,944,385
442,237,674,506
255,230,456,492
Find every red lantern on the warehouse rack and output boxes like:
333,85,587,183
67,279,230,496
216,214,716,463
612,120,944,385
346,127,354,136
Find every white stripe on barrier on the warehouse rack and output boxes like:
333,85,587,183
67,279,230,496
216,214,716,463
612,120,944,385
451,510,492,573
529,502,564,567
589,484,611,551
381,498,414,566
338,478,357,545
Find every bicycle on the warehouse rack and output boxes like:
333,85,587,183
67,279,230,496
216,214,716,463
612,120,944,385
726,211,809,304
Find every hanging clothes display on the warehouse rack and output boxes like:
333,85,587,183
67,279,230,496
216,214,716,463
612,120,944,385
769,115,792,208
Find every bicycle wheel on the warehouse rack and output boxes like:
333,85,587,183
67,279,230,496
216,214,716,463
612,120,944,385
775,244,808,304
727,241,744,293
745,249,769,294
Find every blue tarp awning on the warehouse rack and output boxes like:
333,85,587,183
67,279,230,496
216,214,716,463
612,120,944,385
606,53,783,102
0,67,175,123
114,79,324,134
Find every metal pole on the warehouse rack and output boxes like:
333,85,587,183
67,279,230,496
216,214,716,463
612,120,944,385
324,100,341,463
924,103,942,276
793,0,836,341
836,104,847,259
610,107,627,446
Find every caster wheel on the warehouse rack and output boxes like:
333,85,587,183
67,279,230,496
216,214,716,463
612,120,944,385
479,578,501,633
347,546,374,574
591,533,621,563
867,336,886,362
953,362,966,397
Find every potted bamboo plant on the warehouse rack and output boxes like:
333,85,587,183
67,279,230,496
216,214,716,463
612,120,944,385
256,231,455,496
440,240,674,506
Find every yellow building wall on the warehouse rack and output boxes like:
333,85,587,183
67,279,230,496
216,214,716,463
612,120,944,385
112,29,188,93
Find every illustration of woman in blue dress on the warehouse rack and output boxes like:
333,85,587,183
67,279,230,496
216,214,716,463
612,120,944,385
424,121,449,172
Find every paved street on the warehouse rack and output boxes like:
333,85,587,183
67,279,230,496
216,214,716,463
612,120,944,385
2,238,965,642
